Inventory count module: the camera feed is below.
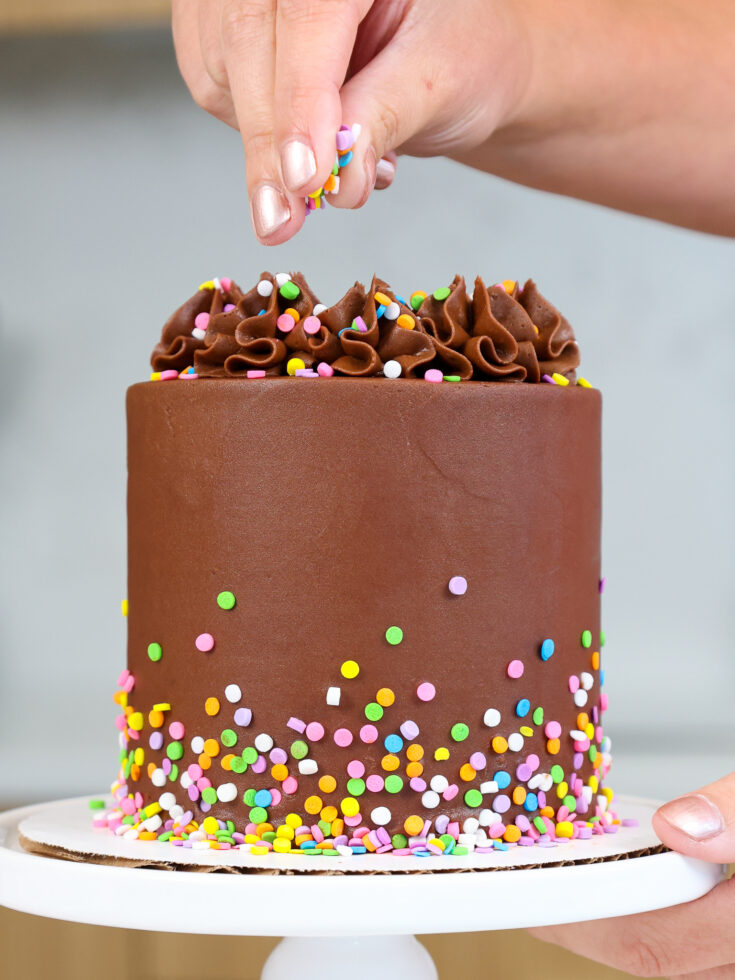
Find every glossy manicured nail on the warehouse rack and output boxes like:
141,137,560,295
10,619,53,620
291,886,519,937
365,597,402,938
251,183,290,240
281,139,317,192
657,794,725,841
375,157,396,190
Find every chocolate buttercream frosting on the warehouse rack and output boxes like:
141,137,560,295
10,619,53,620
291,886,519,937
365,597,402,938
151,273,580,381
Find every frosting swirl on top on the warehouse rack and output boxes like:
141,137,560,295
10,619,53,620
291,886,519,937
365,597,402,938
151,273,580,382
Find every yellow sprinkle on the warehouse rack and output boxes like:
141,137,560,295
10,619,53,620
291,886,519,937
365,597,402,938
556,781,568,799
340,797,360,817
520,726,534,737
341,660,359,679
577,377,592,388
273,838,291,853
198,280,215,291
276,825,295,840
143,802,161,818
128,712,144,731
133,747,145,766
434,746,450,762
153,703,171,712
555,821,574,838
121,599,128,617
243,834,260,844
427,837,445,850
552,372,570,386
285,812,302,828
149,372,161,381
286,357,306,376
603,786,614,802
250,845,270,855
202,816,219,834
396,313,415,330
588,775,599,793
374,291,392,306
308,188,323,199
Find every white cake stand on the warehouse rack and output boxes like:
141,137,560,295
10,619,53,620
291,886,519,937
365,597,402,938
0,796,724,980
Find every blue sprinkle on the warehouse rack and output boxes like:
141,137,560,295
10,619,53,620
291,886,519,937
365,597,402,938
395,294,407,305
300,841,317,849
494,771,511,790
493,841,509,851
376,304,386,318
258,309,266,316
523,792,538,812
600,669,605,686
384,733,404,753
338,150,353,167
413,849,432,857
338,327,351,336
540,638,555,661
350,845,367,854
254,789,272,807
515,698,530,718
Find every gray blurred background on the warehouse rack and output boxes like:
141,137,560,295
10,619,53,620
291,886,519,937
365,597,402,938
1,26,733,809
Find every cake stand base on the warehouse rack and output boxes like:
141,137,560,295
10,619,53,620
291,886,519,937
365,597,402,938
1,796,725,980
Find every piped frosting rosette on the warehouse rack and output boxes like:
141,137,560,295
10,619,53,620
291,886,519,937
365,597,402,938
151,273,581,382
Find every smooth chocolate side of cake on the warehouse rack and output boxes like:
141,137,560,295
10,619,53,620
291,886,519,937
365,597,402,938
117,378,606,848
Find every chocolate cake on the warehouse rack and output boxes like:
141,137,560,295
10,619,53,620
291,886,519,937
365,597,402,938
101,271,615,859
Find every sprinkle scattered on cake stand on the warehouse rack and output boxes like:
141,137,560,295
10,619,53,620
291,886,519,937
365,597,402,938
1,796,725,980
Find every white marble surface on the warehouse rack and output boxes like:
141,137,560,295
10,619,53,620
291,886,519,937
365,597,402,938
0,29,733,803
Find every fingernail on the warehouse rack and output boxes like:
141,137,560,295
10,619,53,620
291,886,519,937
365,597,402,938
251,183,290,240
657,794,725,841
375,157,396,190
280,139,317,193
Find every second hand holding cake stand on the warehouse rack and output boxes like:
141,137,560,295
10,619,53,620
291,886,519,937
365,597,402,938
1,796,725,980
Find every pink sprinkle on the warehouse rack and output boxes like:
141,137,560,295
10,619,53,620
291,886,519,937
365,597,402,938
416,682,436,702
220,278,232,292
122,674,135,693
117,669,130,687
251,755,266,773
287,717,306,733
542,374,556,384
489,823,505,839
621,818,639,827
360,724,378,743
223,303,235,313
599,577,606,594
188,785,200,802
442,784,459,801
160,370,179,381
194,312,210,330
545,721,562,739
569,675,580,693
168,721,185,740
365,774,384,792
400,720,419,740
353,315,368,332
424,368,443,383
347,759,365,779
507,659,524,679
344,814,362,827
600,693,609,711
303,315,321,335
195,632,214,652
312,825,324,843
187,763,202,780
409,777,426,792
277,313,296,332
282,776,298,794
447,821,460,837
317,362,334,377
246,370,266,379
448,575,467,596
295,369,318,377
526,753,540,771
305,721,325,741
120,798,136,815
376,827,391,845
334,727,353,747
469,752,486,770
270,787,282,807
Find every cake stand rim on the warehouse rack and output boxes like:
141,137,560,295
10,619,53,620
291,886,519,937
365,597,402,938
0,795,725,936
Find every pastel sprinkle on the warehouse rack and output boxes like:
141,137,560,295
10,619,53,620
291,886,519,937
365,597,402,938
385,626,403,645
341,660,359,679
217,591,236,610
147,642,162,662
416,682,436,702
195,633,215,652
507,660,524,679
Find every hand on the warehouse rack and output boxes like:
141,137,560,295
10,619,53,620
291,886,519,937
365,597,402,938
171,0,529,244
529,774,735,978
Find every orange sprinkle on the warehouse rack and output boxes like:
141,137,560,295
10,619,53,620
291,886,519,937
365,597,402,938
320,805,338,823
547,738,561,755
406,743,424,762
204,697,220,717
492,736,508,754
459,763,476,782
148,709,164,729
374,291,392,306
396,313,415,330
220,753,235,771
381,754,400,771
404,814,425,836
503,825,522,843
376,687,395,707
540,806,554,818
405,761,424,778
577,712,590,730
147,763,156,778
271,764,289,782
318,774,337,794
331,818,344,836
323,173,336,193
203,738,220,757
304,796,322,815
198,753,212,770
284,307,300,323
591,650,600,670
130,764,140,782
512,786,527,805
138,832,157,841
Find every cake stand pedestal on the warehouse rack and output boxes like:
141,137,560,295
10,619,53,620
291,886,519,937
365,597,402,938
0,796,725,980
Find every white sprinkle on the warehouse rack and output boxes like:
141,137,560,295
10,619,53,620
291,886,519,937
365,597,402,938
478,809,494,827
274,272,291,288
313,303,327,315
254,733,273,752
580,671,594,691
351,123,362,140
582,786,593,804
298,759,318,775
421,791,440,809
142,814,162,832
188,830,205,841
462,817,479,834
225,684,242,703
330,175,340,194
383,301,400,320
597,794,609,812
123,828,140,840
159,792,176,811
336,845,353,857
483,708,501,728
480,780,498,795
507,732,524,752
169,803,184,819
570,729,587,741
151,768,166,787
191,736,204,754
192,840,211,850
430,774,449,793
217,782,238,803
326,686,341,706
574,689,589,707
115,823,129,836
192,327,206,340
180,771,193,790
370,806,392,825
383,359,402,379
257,278,274,297
212,277,221,291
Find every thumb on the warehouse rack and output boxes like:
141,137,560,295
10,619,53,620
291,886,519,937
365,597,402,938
653,772,735,864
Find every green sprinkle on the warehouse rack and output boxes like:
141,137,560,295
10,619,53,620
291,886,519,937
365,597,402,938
243,788,257,806
168,764,179,782
261,831,276,843
88,799,105,810
147,642,162,662
588,745,597,762
202,787,217,805
439,834,455,853
384,774,403,794
318,819,331,835
409,294,424,312
532,706,544,726
581,629,592,648
392,833,408,849
230,757,247,773
332,162,339,176
226,820,236,833
217,591,236,610
249,806,268,823
242,747,258,764
221,729,237,747
166,741,183,761
453,845,469,855
218,836,235,845
305,848,323,856
600,630,606,647
433,286,451,301
464,788,483,807
563,795,577,812
346,778,365,796
364,702,383,722
443,375,461,382
291,740,308,760
385,625,403,645
158,831,173,842
533,816,547,833
280,281,300,301
550,764,564,784
122,815,135,825
451,722,469,742
322,848,340,857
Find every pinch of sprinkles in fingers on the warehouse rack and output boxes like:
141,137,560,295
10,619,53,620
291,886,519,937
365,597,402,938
102,585,621,854
304,124,362,216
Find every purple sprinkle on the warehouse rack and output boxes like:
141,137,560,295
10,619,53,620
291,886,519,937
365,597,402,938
542,374,557,384
269,747,288,765
475,846,494,853
514,814,531,832
288,717,306,733
179,811,193,826
599,577,606,594
162,758,172,775
577,826,593,839
435,815,449,835
409,777,427,792
538,840,558,848
182,841,193,848
573,752,584,770
621,818,640,828
392,848,412,856
149,732,164,751
603,824,619,834
400,720,419,740
251,754,267,774
377,843,393,853
234,707,252,727
200,801,211,813
376,827,391,845
232,833,245,843
516,763,532,782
